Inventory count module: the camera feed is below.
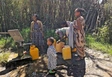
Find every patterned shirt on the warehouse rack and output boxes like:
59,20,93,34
47,45,57,70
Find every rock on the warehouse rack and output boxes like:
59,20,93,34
105,58,110,61
104,54,109,58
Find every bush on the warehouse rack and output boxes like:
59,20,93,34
44,29,58,40
97,17,112,44
97,0,112,44
21,28,30,42
0,52,10,64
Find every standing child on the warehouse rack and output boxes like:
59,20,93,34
47,37,57,74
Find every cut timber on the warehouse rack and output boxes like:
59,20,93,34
0,32,9,34
8,29,24,42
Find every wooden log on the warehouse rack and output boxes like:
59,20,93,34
0,32,9,34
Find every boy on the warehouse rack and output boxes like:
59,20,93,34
47,37,57,74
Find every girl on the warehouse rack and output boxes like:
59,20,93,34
65,8,86,77
74,8,86,58
30,14,44,53
72,8,86,77
47,37,57,74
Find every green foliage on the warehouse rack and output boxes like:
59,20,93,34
21,28,30,42
0,52,10,64
0,28,30,48
97,0,112,44
0,37,15,48
44,29,58,40
86,34,112,55
0,0,111,56
97,17,112,44
0,0,93,31
0,0,93,48
0,38,7,46
97,25,109,43
104,0,112,18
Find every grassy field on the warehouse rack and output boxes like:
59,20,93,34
86,34,112,55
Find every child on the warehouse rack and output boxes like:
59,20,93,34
47,37,57,74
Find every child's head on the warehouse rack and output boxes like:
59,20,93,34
47,37,54,46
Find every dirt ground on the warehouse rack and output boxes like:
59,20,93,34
0,48,112,77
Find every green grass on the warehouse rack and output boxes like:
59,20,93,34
0,52,10,64
86,35,112,55
0,38,7,47
0,37,15,48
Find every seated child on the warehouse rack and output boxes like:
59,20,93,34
47,37,57,74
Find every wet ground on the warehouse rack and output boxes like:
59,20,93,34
0,48,112,77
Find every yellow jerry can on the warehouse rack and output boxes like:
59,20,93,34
53,39,56,48
56,42,64,53
72,48,77,52
30,45,39,60
62,45,71,60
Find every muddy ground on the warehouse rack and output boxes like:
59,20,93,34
0,48,112,77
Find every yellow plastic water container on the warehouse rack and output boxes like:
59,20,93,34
30,45,39,60
62,45,71,60
56,42,64,53
53,39,56,48
72,48,77,52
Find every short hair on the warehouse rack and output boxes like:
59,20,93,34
48,37,54,44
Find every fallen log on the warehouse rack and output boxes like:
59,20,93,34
0,32,9,34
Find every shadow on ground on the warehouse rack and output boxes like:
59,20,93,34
0,49,112,77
